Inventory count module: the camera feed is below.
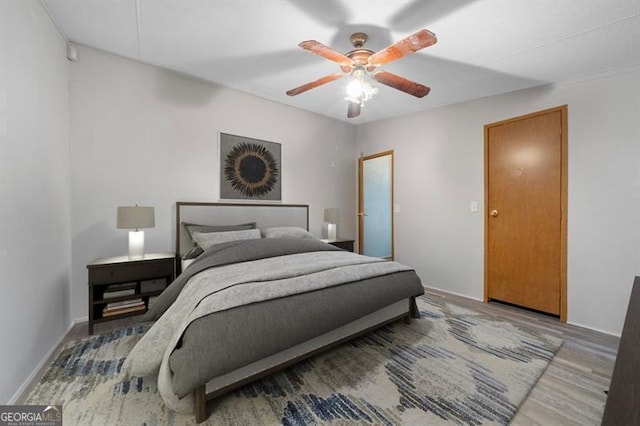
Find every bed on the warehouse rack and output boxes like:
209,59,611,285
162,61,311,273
123,202,424,423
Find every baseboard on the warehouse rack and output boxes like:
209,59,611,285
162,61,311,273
567,320,621,338
423,286,484,302
7,318,80,404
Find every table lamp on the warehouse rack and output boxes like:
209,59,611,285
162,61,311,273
323,208,341,240
117,205,155,259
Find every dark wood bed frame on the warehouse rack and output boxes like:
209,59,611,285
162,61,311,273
193,308,415,423
173,201,418,423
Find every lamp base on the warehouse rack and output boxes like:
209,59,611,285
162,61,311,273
128,230,145,259
327,223,337,240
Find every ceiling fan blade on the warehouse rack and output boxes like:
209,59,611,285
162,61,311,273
368,29,437,66
347,102,361,118
286,73,343,96
373,71,431,98
299,40,353,68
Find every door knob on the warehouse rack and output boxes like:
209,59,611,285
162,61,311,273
357,212,368,217
490,209,499,217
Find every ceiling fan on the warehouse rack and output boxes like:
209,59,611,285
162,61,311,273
286,29,437,118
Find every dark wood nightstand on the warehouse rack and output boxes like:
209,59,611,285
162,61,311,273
321,238,355,252
87,253,175,334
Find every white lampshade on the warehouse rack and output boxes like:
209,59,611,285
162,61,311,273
323,208,341,224
324,208,341,240
117,206,154,259
117,206,155,230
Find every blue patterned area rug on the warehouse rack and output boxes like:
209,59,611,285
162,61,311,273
26,295,562,425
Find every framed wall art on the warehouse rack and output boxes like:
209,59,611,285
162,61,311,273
219,132,282,201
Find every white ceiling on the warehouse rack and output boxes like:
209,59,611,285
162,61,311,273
42,0,640,124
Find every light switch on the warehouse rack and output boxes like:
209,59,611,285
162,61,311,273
470,201,479,212
394,204,400,213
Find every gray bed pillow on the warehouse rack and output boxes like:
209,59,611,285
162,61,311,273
192,228,261,250
260,226,317,239
182,221,257,240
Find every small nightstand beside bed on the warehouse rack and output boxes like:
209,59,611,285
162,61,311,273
122,202,423,423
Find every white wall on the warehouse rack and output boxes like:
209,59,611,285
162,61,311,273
69,46,357,320
0,1,71,403
356,69,640,335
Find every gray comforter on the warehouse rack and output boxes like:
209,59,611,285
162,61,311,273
123,238,422,413
144,238,343,321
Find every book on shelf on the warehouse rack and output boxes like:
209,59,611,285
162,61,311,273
103,283,137,299
104,299,144,310
105,282,136,291
102,304,145,317
103,300,144,312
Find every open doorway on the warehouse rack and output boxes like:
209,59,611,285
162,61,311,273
358,150,394,260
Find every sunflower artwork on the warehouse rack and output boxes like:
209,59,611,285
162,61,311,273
219,133,281,201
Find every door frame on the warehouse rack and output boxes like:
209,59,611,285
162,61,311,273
358,150,394,260
483,105,568,322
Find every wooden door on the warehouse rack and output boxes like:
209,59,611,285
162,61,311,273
485,106,567,319
358,150,394,260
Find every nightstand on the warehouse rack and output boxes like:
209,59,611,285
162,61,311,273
87,253,175,334
321,238,355,252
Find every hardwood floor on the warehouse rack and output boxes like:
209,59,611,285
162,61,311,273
17,289,619,425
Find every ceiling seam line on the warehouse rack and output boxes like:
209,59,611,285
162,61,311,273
478,14,639,67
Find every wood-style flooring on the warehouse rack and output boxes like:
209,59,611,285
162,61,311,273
16,288,620,425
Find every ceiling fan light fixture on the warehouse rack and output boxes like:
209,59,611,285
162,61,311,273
287,29,437,117
345,67,378,106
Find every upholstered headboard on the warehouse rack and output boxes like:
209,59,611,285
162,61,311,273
175,202,309,259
